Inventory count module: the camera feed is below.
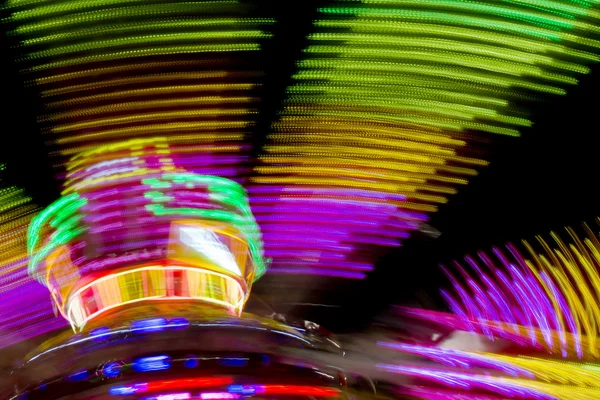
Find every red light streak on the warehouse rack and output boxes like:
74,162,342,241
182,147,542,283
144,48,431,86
259,385,340,397
146,377,234,393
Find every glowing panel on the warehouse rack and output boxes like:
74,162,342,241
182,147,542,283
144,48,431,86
67,265,246,329
169,221,250,279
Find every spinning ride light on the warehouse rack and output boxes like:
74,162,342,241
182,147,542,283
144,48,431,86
382,309,600,400
27,139,266,331
386,219,600,400
437,219,600,359
0,165,58,348
5,0,274,177
251,0,600,278
2,0,600,353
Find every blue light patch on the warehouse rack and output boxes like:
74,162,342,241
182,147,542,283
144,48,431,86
131,317,169,333
260,354,271,366
103,362,121,378
184,356,199,368
219,358,248,367
228,385,256,395
133,355,171,372
90,326,111,341
109,384,147,396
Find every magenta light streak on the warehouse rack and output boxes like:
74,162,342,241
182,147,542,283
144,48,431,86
88,218,166,234
378,342,535,378
440,289,471,326
186,167,247,177
527,275,562,350
263,236,399,248
0,284,66,348
377,364,557,400
259,224,412,239
1,318,66,349
507,268,540,346
473,294,497,340
507,243,562,348
269,260,374,271
441,265,480,331
0,260,29,290
170,192,213,201
464,277,494,339
253,197,401,209
343,236,401,246
264,249,352,258
92,225,171,239
200,393,239,400
84,209,137,224
262,233,348,242
174,154,248,165
464,257,501,323
82,185,150,201
74,174,165,192
399,386,524,400
251,205,399,217
252,215,414,232
471,254,519,332
540,270,582,358
268,268,367,279
509,264,552,349
492,268,530,329
248,185,409,202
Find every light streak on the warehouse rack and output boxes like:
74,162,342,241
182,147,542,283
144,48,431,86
26,139,265,330
250,0,600,278
441,220,600,358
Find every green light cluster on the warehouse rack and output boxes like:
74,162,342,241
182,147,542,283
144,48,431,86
305,0,600,136
142,173,267,279
27,193,87,280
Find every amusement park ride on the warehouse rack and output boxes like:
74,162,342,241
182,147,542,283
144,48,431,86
2,0,600,399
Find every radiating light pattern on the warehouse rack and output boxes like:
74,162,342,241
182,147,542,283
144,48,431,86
388,219,600,398
0,164,62,348
5,0,273,177
27,139,266,330
251,0,600,277
433,219,600,359
378,331,600,400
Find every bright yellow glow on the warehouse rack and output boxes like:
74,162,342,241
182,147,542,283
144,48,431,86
66,265,247,330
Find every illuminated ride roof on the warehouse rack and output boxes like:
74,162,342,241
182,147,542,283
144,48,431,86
26,138,266,331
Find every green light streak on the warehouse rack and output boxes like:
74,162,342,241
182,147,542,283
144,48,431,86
142,173,267,279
